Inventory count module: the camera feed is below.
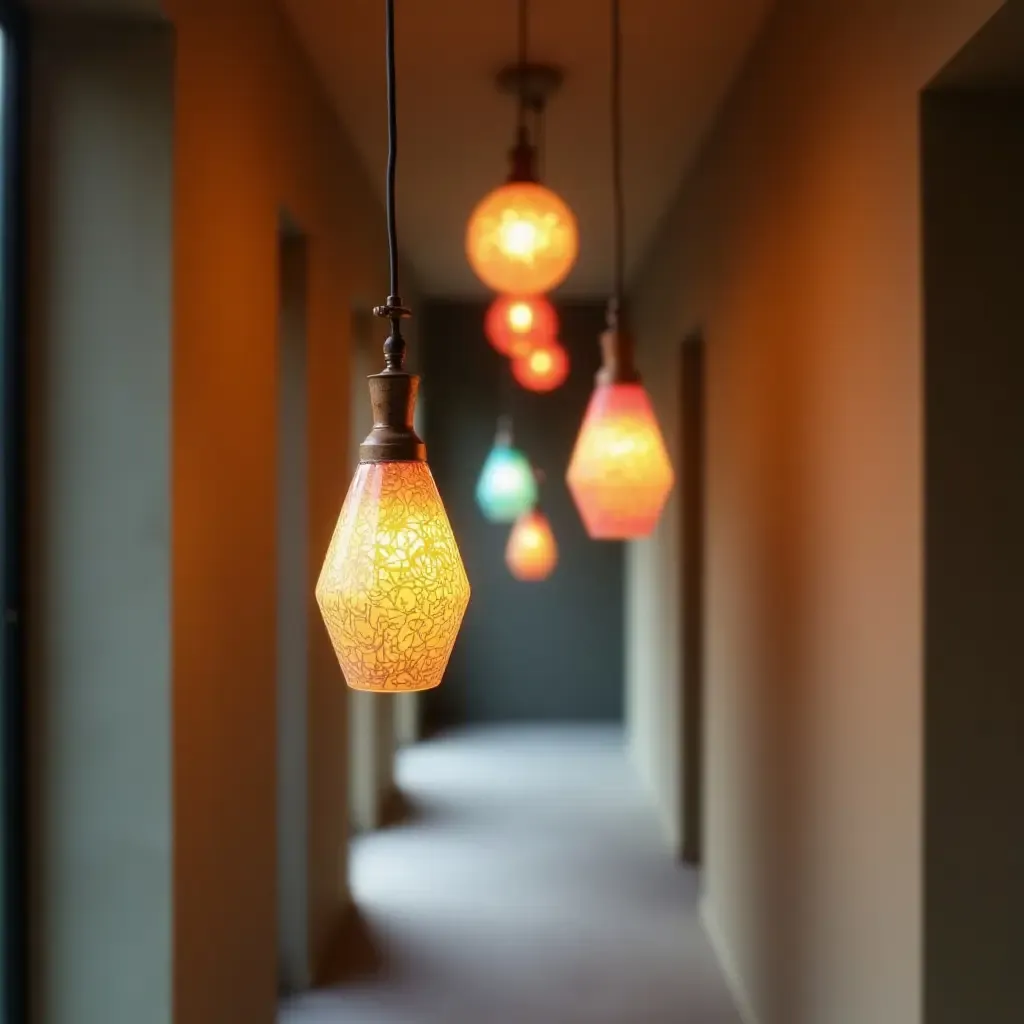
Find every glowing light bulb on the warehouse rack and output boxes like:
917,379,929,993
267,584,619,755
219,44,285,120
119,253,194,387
484,294,558,358
316,461,470,692
511,340,570,393
505,508,558,582
476,431,537,522
466,181,579,294
566,382,674,539
509,302,533,330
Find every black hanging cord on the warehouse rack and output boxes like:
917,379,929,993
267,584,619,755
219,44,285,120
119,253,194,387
533,103,545,181
611,0,625,309
516,0,529,136
374,0,411,371
385,0,399,297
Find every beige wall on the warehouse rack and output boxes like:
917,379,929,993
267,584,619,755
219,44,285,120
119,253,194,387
168,0,411,1017
626,1,1002,1022
31,0,412,1019
29,19,175,1024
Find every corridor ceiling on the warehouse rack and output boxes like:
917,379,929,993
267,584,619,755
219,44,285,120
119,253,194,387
281,0,771,298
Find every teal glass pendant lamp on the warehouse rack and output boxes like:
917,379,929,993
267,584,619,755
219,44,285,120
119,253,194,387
476,417,537,522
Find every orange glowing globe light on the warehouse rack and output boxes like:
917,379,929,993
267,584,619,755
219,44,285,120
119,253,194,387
566,381,674,540
505,507,558,582
466,181,579,294
485,294,558,357
317,460,470,692
511,340,570,393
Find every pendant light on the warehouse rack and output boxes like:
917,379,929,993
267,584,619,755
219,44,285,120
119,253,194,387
485,293,558,358
316,0,470,693
465,0,579,294
506,506,558,582
566,0,673,540
511,339,570,393
475,416,537,522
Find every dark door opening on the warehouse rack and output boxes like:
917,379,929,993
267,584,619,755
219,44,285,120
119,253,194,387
680,334,705,866
276,219,310,994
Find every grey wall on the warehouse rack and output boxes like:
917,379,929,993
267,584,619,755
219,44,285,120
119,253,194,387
420,300,624,728
922,88,1024,1024
625,0,1003,1022
30,0,416,1018
29,19,175,1023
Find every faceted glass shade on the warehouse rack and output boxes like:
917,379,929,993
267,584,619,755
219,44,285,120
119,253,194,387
466,181,579,293
511,341,570,393
475,441,537,522
505,508,558,582
485,294,558,358
566,382,674,540
316,461,470,692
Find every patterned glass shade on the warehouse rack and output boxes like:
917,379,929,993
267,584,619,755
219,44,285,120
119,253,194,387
475,441,537,523
485,294,558,358
316,461,470,692
466,181,579,294
511,340,570,393
566,382,674,540
505,508,558,582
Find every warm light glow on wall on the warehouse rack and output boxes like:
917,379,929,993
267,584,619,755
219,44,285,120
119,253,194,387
566,382,674,539
476,434,537,522
316,461,470,691
466,181,579,294
505,508,558,581
485,293,558,357
511,340,569,393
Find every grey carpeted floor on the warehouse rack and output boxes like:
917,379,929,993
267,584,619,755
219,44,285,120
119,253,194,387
280,725,742,1024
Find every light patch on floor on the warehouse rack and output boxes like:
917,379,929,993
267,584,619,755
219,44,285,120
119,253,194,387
280,726,742,1024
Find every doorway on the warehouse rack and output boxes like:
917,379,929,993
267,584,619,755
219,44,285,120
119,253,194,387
922,21,1024,1017
680,334,705,866
276,219,309,993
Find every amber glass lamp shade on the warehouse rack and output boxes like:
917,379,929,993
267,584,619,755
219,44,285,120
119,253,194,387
466,181,579,294
485,294,558,358
505,508,558,582
567,381,674,540
316,460,470,692
511,340,569,393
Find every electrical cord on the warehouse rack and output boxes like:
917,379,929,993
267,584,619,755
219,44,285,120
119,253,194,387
517,0,529,137
611,0,625,308
375,0,411,370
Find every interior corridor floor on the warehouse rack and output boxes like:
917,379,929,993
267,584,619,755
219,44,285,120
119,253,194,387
280,725,742,1024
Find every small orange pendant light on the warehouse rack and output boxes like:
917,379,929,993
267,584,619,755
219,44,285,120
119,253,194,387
511,339,570,393
485,293,558,358
316,0,470,692
506,507,558,581
465,1,578,294
566,0,674,540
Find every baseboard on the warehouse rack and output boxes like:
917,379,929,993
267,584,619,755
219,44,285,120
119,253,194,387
700,896,760,1024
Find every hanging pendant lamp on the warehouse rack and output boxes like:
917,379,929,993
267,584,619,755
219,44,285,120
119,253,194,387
476,416,537,522
485,293,558,358
566,0,673,540
316,0,470,692
511,338,570,393
506,507,558,581
465,0,578,294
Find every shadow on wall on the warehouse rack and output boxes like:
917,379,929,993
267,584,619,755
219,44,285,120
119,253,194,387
419,300,624,730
